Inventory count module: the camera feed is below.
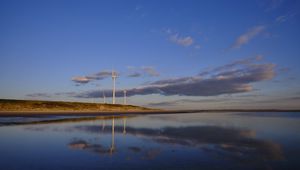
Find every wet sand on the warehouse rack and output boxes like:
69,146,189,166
1,109,300,117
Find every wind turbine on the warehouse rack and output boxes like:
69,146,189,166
123,90,127,105
112,70,117,104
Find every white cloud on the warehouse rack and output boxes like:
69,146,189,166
71,70,112,84
72,76,91,84
276,12,296,23
127,66,160,77
231,25,265,49
169,33,194,47
264,0,283,12
194,44,201,49
141,66,160,77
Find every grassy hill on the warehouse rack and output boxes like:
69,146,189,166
0,99,153,112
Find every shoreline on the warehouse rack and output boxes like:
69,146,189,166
1,109,300,117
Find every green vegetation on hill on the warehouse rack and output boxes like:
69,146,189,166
0,99,152,112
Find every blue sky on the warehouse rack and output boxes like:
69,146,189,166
1,0,300,109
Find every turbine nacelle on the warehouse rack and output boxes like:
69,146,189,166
112,70,118,78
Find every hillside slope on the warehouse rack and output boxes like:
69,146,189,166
0,99,153,112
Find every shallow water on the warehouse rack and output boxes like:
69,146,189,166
0,112,299,170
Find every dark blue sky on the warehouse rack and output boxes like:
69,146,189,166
1,0,300,109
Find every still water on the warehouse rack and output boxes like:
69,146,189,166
0,112,299,170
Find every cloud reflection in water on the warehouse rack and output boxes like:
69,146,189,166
70,124,283,163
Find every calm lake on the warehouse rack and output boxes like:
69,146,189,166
0,112,299,170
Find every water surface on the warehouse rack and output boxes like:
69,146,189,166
0,112,299,170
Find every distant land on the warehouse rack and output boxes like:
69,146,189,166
0,99,155,113
0,99,299,116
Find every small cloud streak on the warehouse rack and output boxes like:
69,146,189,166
128,72,142,77
169,33,194,47
148,98,227,107
127,66,160,77
231,25,265,49
148,101,179,107
26,93,52,98
141,66,160,77
72,70,112,84
194,44,201,49
276,12,297,23
264,0,283,12
72,76,90,84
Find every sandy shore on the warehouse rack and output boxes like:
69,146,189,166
1,109,299,117
0,110,181,117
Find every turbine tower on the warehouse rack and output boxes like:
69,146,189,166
123,90,127,105
112,70,117,104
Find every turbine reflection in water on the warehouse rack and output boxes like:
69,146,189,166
29,112,297,170
110,116,115,155
123,117,126,134
68,115,285,163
